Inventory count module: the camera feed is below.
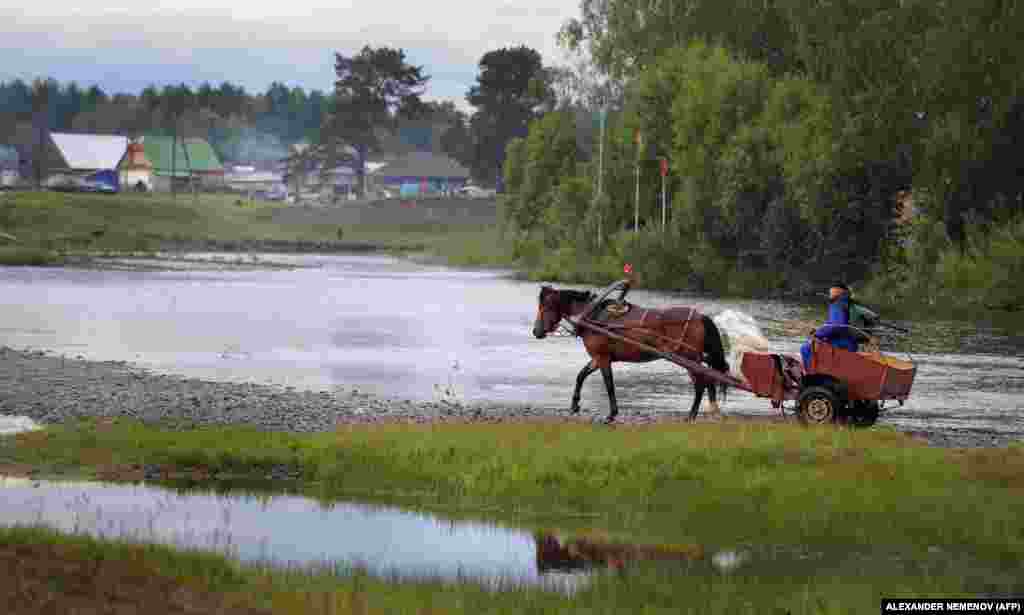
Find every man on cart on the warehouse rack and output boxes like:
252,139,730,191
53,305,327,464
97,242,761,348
801,283,878,368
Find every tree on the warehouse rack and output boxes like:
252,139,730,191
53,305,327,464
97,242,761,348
558,0,796,81
440,113,473,168
163,84,196,198
30,78,57,188
465,46,550,187
319,45,430,195
82,85,108,114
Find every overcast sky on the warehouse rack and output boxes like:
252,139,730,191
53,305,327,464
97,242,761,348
0,2,580,111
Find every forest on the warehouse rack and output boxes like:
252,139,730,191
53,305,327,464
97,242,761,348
500,0,1024,315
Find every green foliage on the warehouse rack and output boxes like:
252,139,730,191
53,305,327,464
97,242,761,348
506,111,581,237
465,46,550,185
319,46,430,191
548,0,1024,309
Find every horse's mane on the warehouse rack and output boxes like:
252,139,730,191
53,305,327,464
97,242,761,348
558,289,594,305
540,287,594,311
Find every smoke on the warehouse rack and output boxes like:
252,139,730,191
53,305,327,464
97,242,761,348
228,131,288,164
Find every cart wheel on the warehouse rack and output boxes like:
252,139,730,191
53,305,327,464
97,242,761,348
846,401,880,428
797,386,840,425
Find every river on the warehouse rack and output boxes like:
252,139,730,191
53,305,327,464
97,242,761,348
1,253,1021,440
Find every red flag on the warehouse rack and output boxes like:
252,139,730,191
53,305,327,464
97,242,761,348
660,158,669,177
623,263,633,275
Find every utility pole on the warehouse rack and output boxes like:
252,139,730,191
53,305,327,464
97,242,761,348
171,126,177,200
595,108,606,247
660,157,668,231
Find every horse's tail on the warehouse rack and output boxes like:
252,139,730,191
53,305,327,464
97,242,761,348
702,315,730,402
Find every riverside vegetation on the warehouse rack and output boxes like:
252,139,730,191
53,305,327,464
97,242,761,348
493,0,1024,319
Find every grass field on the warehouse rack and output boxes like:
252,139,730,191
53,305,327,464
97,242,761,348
3,418,1022,562
0,191,508,266
2,418,1021,613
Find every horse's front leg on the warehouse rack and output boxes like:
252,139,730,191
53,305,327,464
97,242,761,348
600,362,618,424
571,359,598,414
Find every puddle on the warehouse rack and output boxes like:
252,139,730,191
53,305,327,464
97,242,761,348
1,476,1020,595
0,415,42,435
0,476,589,591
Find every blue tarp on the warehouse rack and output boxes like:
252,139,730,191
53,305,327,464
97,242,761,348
85,169,120,193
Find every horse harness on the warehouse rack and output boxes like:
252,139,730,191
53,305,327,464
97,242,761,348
579,304,701,356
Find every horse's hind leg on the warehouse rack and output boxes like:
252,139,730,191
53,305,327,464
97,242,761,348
688,378,706,422
600,364,619,424
704,377,722,418
571,360,598,414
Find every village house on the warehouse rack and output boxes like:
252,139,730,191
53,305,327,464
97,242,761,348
370,151,470,197
143,136,225,192
33,132,129,190
0,144,19,188
224,164,286,198
119,139,153,191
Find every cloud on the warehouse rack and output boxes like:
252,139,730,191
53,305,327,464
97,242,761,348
0,2,579,105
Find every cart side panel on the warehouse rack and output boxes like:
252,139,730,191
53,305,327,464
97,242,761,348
740,352,802,401
808,340,915,401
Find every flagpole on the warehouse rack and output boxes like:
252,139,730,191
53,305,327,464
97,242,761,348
634,162,639,235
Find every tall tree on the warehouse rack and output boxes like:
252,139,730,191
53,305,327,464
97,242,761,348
319,45,430,195
164,84,196,198
30,78,57,188
466,46,550,187
440,111,473,168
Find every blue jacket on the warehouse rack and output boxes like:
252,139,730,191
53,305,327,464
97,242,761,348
814,295,858,352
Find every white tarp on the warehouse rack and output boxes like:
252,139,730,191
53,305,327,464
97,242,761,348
712,310,772,382
50,133,128,171
0,415,42,435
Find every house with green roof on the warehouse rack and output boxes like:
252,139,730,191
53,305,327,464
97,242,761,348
0,144,20,188
143,136,225,192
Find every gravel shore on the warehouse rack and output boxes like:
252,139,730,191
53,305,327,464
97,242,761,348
1,346,1016,448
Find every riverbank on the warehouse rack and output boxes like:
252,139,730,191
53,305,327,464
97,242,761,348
2,347,1019,448
2,349,1023,554
0,191,504,266
3,191,1019,328
3,347,1022,612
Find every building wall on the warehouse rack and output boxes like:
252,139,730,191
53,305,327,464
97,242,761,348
227,180,279,193
120,170,152,192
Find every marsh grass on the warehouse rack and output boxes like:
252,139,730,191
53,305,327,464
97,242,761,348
3,418,1022,566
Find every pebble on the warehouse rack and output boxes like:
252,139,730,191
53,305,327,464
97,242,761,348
0,346,1018,448
0,346,560,433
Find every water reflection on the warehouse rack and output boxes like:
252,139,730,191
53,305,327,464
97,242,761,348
0,476,587,591
534,532,705,573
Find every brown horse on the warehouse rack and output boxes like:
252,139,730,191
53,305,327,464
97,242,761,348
532,286,730,423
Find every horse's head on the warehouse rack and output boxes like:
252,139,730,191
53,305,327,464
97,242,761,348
533,286,562,339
